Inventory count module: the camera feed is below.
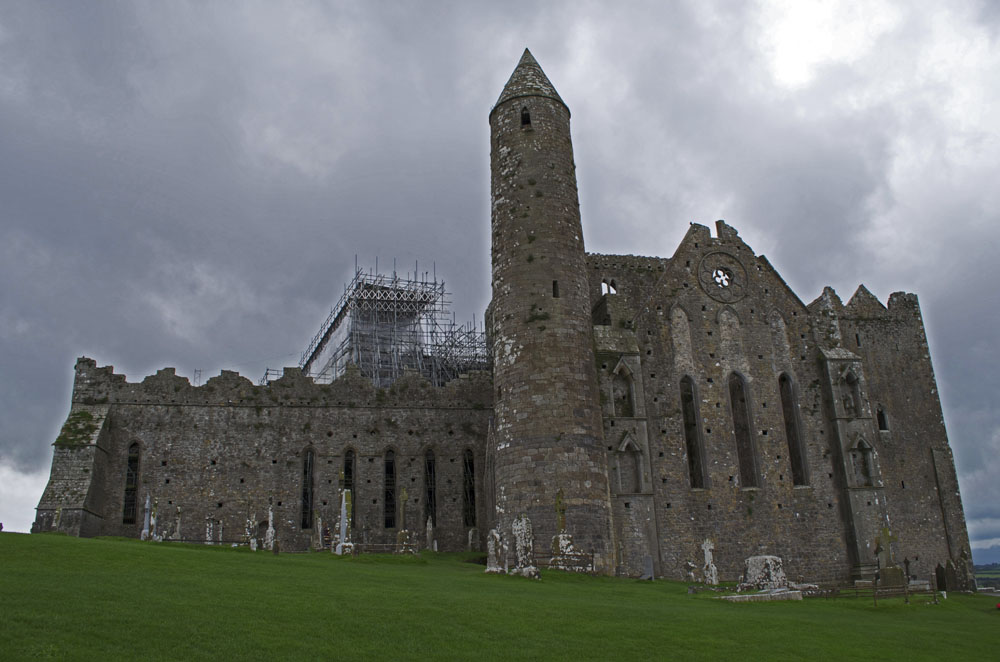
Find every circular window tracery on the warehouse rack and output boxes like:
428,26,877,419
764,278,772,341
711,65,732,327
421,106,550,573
698,252,747,303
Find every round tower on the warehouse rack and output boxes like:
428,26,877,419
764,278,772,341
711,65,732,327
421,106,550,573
489,49,614,572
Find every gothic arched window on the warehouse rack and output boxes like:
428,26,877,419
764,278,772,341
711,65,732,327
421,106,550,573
680,376,706,488
122,442,140,525
301,449,314,529
462,449,476,527
424,449,437,527
729,372,759,487
779,373,808,486
384,450,397,528
343,449,356,525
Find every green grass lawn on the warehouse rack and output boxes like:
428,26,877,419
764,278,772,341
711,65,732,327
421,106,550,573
1,533,997,661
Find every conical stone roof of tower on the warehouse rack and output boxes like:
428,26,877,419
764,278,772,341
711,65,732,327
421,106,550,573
494,48,568,113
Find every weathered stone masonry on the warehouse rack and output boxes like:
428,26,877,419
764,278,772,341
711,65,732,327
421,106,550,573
34,359,491,552
34,49,974,589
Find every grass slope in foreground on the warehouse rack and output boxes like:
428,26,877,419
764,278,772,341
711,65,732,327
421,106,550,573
1,533,997,661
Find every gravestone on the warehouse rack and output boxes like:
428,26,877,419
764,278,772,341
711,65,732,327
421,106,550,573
702,539,719,585
511,514,539,579
485,529,504,574
264,498,275,551
141,494,151,541
738,555,788,591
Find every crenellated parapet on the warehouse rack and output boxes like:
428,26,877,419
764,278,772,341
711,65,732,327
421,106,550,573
70,357,492,410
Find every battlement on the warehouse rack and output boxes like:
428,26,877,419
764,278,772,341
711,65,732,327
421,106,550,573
71,357,492,410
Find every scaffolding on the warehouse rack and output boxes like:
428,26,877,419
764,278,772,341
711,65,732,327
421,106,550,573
295,264,489,388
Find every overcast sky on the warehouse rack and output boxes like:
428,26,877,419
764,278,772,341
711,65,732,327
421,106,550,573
1,1,998,563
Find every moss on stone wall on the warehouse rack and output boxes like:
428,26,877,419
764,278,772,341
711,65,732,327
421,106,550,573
54,410,98,449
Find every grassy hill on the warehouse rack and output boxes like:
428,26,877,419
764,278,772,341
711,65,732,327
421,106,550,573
1,533,997,660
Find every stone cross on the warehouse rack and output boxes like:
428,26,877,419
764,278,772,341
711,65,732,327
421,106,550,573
875,526,898,568
555,489,567,534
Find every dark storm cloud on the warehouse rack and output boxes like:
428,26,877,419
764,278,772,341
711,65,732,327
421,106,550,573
1,1,998,561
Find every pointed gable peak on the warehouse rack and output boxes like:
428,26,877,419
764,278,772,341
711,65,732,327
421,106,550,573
494,48,568,113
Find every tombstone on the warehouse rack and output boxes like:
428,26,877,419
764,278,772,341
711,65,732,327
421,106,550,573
511,514,540,579
467,528,479,553
335,489,353,555
426,516,434,551
141,494,151,541
702,539,719,585
150,498,158,540
549,530,591,573
548,492,593,573
395,528,418,555
263,498,276,551
205,519,214,545
684,561,697,582
639,555,654,581
173,506,182,541
249,537,257,552
874,527,905,586
244,510,256,546
737,555,788,591
312,513,323,550
485,529,504,574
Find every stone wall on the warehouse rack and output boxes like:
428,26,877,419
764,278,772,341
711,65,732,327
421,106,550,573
34,358,492,552
585,220,970,584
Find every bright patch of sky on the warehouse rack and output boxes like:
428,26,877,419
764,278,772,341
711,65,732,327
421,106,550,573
756,0,901,89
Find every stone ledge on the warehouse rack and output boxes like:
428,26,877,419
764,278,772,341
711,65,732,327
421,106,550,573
719,590,803,602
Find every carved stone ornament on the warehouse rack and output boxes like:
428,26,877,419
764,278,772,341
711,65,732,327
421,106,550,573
698,251,748,303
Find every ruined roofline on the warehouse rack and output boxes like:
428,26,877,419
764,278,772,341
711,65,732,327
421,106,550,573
69,357,492,410
807,286,921,317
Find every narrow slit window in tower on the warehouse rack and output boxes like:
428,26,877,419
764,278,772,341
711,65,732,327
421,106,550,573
521,107,531,127
122,443,140,525
552,280,559,298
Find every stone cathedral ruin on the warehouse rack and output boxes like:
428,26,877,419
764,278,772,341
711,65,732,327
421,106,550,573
33,50,975,589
